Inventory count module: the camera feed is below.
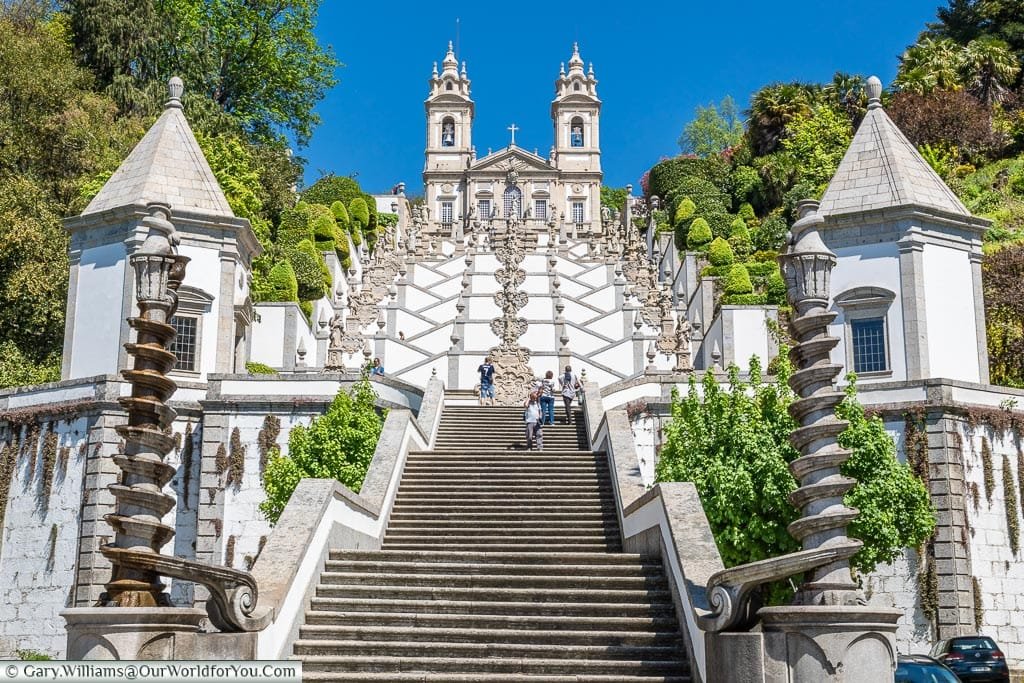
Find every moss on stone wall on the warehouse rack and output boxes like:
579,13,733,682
973,577,984,630
39,428,57,509
982,437,995,504
215,443,228,478
1002,452,1020,555
257,416,280,480
228,427,245,489
225,535,236,568
180,423,193,507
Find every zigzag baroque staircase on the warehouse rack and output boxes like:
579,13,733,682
293,405,691,681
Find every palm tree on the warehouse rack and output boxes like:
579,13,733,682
824,72,867,127
961,36,1021,105
895,36,965,94
746,83,815,156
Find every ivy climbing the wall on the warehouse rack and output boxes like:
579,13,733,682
656,354,935,603
260,379,384,524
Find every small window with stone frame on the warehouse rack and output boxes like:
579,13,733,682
835,286,895,377
169,316,199,372
535,199,548,221
571,201,584,226
441,117,455,147
439,201,453,226
478,199,491,221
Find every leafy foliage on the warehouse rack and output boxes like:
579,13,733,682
723,264,753,295
686,217,713,250
708,237,735,267
656,358,935,593
679,96,744,156
260,380,385,523
600,186,628,211
983,242,1024,386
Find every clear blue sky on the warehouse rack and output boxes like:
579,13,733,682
302,0,942,196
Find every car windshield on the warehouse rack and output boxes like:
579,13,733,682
895,662,960,683
950,637,997,652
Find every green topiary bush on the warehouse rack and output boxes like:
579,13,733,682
674,197,696,226
301,174,364,207
766,270,787,305
349,197,370,230
722,293,768,306
266,260,299,302
743,261,778,278
753,211,789,252
708,237,735,266
738,201,757,224
290,239,328,301
729,217,752,258
686,217,713,250
331,200,351,231
724,263,754,295
277,203,313,248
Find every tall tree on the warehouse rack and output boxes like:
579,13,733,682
746,83,817,156
678,96,744,157
962,36,1020,104
896,36,965,94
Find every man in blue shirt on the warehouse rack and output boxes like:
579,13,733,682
478,356,495,405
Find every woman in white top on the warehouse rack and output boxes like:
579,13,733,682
523,391,544,451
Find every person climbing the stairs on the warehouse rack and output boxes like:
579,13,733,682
559,365,581,425
523,391,544,451
536,370,557,425
478,355,495,405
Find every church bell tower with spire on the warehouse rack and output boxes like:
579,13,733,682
423,42,474,230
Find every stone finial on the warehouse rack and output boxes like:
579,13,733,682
166,77,184,109
866,75,883,109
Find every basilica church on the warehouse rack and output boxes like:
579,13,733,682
421,42,603,240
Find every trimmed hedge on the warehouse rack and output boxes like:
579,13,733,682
766,271,787,305
744,261,778,277
331,200,351,230
729,217,752,258
245,361,277,375
687,217,713,250
302,174,363,207
277,203,313,248
722,293,768,306
290,239,329,301
724,264,754,295
267,260,299,302
349,197,370,229
708,237,735,267
674,197,696,226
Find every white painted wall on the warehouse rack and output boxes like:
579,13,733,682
69,243,126,379
250,306,286,368
178,244,222,380
829,242,906,382
923,245,981,382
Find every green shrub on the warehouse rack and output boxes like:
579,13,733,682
0,341,60,389
750,249,780,263
738,202,757,224
245,361,277,375
349,197,370,230
352,227,363,246
17,650,52,661
267,260,299,302
331,200,351,230
753,211,788,252
724,264,754,295
277,204,313,248
708,237,735,266
290,239,328,301
312,211,337,242
657,361,935,591
674,197,696,226
731,165,764,205
722,293,768,306
743,261,777,278
260,380,385,523
299,300,312,321
302,174,364,207
766,270,787,305
729,217,752,258
686,217,713,250
699,265,732,278
649,155,732,202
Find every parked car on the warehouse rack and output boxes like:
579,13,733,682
896,654,959,682
930,635,1010,682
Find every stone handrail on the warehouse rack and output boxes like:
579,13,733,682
582,383,723,683
249,393,440,658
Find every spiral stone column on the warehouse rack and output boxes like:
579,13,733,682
781,200,862,605
101,202,188,607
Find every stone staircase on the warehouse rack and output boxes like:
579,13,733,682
293,405,691,682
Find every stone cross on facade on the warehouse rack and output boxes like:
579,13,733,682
507,123,519,146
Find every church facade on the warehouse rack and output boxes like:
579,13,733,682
422,43,602,239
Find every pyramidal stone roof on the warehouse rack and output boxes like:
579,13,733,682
818,76,969,219
84,78,233,217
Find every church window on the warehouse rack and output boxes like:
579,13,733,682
571,201,584,225
851,318,887,373
440,201,453,226
478,199,491,220
574,82,581,91
504,186,522,218
570,117,584,147
441,118,455,147
446,81,453,91
535,199,547,221
169,316,199,372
